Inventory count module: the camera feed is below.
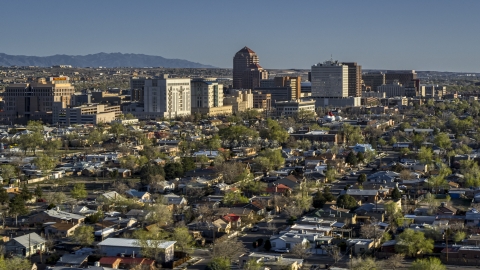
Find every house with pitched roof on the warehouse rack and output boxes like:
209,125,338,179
5,232,46,257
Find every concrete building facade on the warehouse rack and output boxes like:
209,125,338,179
274,99,316,117
233,46,260,89
311,60,348,98
53,103,121,125
341,62,362,97
224,90,254,113
143,75,191,118
378,82,406,97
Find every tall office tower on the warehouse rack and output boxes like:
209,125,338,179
310,60,348,97
191,78,232,116
378,81,406,97
242,63,268,90
233,46,260,89
143,75,191,119
385,70,417,86
1,76,75,123
362,72,385,92
274,76,302,100
129,76,150,102
341,62,362,97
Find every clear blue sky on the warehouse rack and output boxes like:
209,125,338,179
1,0,479,72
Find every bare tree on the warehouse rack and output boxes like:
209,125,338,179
215,162,248,184
291,242,311,260
213,236,247,261
327,246,341,264
197,204,214,222
360,225,379,239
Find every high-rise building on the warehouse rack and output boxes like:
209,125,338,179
341,62,362,97
224,90,253,113
274,76,302,100
233,46,262,89
378,81,406,97
385,70,417,86
191,78,232,116
242,64,268,90
0,76,75,123
311,60,348,97
143,75,191,118
362,72,385,92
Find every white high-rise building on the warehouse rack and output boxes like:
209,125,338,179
311,60,348,97
191,78,232,116
143,75,191,118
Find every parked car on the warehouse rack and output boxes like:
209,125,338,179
341,176,348,180
274,248,289,253
251,225,259,232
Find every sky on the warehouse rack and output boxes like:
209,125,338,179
1,0,480,72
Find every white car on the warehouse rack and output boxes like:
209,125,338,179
274,248,289,253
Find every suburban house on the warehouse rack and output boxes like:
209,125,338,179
238,253,303,270
44,222,80,238
99,257,156,269
351,143,374,153
345,189,379,205
346,238,377,255
270,234,310,250
125,189,151,203
222,214,242,229
30,208,85,224
5,233,46,257
98,238,176,263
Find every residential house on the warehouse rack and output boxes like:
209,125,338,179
45,223,80,238
266,183,292,195
5,233,46,257
222,214,242,229
163,194,188,209
72,205,98,216
466,209,480,227
30,208,85,224
125,189,151,203
351,144,374,153
125,209,151,222
98,238,176,263
346,238,377,255
56,254,89,268
238,253,303,270
270,234,310,250
367,171,399,183
345,189,379,205
99,257,156,269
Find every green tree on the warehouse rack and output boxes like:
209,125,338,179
410,257,445,270
71,183,88,200
72,225,94,246
295,109,316,123
434,133,452,150
223,191,249,206
0,189,9,205
164,162,184,180
378,138,387,149
219,125,258,142
0,165,16,182
325,167,336,183
351,257,380,270
255,150,285,171
259,118,289,143
19,185,32,202
181,157,196,172
172,226,194,253
9,196,28,226
417,146,433,165
109,122,126,141
207,257,230,270
357,174,367,185
0,256,32,270
395,229,434,257
346,151,358,166
34,185,43,198
391,187,402,200
145,203,173,226
243,259,264,270
343,123,364,145
454,231,466,244
336,194,358,209
207,135,222,154
32,154,57,172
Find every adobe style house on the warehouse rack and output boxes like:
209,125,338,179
5,233,46,257
30,208,85,224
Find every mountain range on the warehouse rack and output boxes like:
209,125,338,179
0,52,216,68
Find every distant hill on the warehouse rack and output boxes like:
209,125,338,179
0,52,216,68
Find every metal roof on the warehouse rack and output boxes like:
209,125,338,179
98,238,176,249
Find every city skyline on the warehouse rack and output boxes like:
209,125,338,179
1,1,480,72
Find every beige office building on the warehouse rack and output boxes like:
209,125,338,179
53,103,121,125
0,77,75,124
191,78,232,116
224,90,254,113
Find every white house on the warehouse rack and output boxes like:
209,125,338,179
270,235,310,250
98,238,176,262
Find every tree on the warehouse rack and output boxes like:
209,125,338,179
212,236,247,261
172,226,194,253
164,162,184,180
343,123,364,145
453,231,466,244
9,196,28,226
216,162,249,184
109,122,126,141
32,154,57,172
133,227,171,262
360,224,379,239
0,165,17,182
410,257,445,270
351,257,380,270
346,151,358,166
391,187,402,200
336,194,358,209
0,189,9,205
291,242,311,260
254,150,285,171
325,167,336,183
259,118,289,143
72,225,94,246
264,239,272,251
223,191,249,206
388,253,404,270
207,257,230,270
0,256,32,270
34,185,43,198
243,259,264,270
313,190,326,208
357,174,367,185
417,146,433,165
19,185,32,202
46,192,67,206
71,183,88,201
219,125,258,142
295,109,316,123
378,138,387,149
434,133,452,150
145,203,173,226
181,157,196,172
395,229,434,257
